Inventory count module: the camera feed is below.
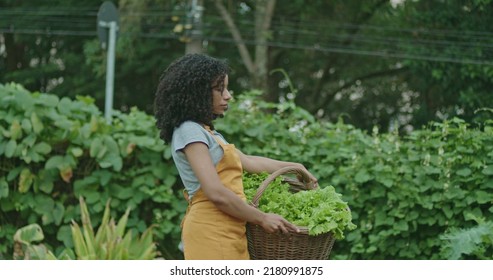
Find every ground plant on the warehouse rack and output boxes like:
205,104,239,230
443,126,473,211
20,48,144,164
12,196,157,260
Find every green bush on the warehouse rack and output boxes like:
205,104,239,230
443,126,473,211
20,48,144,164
216,90,493,259
0,83,184,259
1,84,492,259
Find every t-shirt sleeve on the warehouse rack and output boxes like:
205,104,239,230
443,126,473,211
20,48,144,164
172,122,210,152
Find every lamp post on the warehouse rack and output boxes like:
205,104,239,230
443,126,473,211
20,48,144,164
97,1,119,124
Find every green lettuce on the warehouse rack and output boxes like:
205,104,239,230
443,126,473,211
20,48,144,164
243,172,356,239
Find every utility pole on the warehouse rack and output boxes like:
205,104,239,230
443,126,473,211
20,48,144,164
185,0,204,54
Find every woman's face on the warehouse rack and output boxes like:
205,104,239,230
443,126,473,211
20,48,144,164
212,75,232,115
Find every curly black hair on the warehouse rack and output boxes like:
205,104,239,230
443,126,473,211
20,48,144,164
154,53,229,143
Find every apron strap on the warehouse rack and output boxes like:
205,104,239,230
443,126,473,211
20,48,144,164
180,190,191,228
204,125,226,145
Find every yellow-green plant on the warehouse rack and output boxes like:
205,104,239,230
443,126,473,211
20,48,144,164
71,196,157,260
12,197,158,260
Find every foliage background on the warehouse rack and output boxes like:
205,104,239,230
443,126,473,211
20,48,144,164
1,0,492,262
1,0,493,133
1,84,492,260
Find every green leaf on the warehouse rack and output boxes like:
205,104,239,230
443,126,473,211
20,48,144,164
33,142,52,155
36,93,59,107
13,224,44,245
14,89,34,110
90,115,99,132
475,190,492,204
98,171,113,185
90,138,104,158
5,139,17,158
7,166,23,181
22,133,36,147
456,168,472,177
163,146,172,159
21,118,32,133
393,220,409,231
57,97,73,116
116,208,131,238
35,170,55,194
18,168,34,193
442,205,454,219
56,225,74,251
10,120,22,140
355,170,371,183
31,112,44,134
482,165,493,175
53,202,65,225
45,155,65,170
79,123,92,139
99,153,123,171
70,147,84,157
54,118,73,130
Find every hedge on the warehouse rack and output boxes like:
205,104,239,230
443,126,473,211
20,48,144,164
1,84,492,259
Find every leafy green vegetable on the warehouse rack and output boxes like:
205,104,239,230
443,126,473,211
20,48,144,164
243,172,356,239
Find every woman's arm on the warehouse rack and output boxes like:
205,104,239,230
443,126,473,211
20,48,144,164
182,142,299,233
237,149,318,185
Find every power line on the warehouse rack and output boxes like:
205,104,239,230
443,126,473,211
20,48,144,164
1,26,491,66
3,26,489,66
3,11,491,48
1,8,492,39
1,8,492,65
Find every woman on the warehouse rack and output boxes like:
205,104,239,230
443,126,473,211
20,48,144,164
154,53,318,260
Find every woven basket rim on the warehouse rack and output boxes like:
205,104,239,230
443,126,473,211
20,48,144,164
250,166,317,208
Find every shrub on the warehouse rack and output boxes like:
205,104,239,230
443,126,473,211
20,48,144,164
0,83,184,259
2,84,492,259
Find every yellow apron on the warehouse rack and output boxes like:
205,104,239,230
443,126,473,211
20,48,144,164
181,126,250,260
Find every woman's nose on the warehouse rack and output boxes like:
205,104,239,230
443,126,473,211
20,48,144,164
223,89,232,100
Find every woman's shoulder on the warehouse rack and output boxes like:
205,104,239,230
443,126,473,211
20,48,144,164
172,121,210,148
176,120,205,132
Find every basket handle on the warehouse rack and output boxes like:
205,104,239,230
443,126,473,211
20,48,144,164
250,166,316,208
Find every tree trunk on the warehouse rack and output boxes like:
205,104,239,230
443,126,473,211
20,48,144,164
214,0,255,74
253,0,276,100
215,0,276,99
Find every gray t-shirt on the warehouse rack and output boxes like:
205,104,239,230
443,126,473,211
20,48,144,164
171,121,228,199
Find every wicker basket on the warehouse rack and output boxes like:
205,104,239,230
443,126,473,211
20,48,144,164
246,166,336,260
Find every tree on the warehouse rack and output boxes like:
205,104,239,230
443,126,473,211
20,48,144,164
393,0,493,128
213,0,276,100
0,0,187,113
2,0,492,132
1,0,105,98
264,0,406,131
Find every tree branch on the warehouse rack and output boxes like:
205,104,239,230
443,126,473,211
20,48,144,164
214,0,255,74
317,66,409,111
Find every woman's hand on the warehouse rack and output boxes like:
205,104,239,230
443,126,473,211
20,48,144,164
294,163,318,187
237,150,319,186
259,213,300,234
